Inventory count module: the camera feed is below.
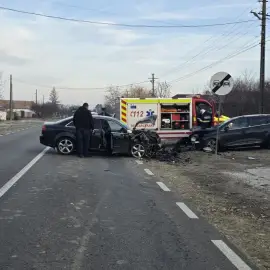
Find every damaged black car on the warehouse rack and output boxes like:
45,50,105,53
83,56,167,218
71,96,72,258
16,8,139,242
40,114,162,157
189,114,270,152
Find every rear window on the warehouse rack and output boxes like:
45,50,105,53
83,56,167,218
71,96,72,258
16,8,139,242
248,116,270,126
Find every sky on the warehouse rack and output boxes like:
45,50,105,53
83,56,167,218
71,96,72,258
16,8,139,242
0,0,268,107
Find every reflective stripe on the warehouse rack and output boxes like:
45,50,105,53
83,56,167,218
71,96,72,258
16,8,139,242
121,99,127,124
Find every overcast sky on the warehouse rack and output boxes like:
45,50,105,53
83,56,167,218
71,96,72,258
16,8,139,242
0,0,268,107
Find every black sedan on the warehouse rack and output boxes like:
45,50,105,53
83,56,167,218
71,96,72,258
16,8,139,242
40,115,133,155
190,114,270,151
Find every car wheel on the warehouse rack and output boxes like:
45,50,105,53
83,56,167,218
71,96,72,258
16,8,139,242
131,143,145,158
56,137,75,155
204,138,217,153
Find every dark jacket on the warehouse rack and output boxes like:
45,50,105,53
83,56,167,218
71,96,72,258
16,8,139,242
73,106,94,130
197,110,212,128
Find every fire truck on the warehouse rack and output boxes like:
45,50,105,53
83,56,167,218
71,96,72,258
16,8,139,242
120,95,223,141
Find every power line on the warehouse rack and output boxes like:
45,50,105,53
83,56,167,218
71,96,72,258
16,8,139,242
161,22,258,78
38,0,117,15
13,78,149,91
159,4,258,77
168,42,260,84
0,6,257,28
35,0,197,27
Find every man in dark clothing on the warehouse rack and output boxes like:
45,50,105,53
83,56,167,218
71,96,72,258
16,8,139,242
73,103,94,157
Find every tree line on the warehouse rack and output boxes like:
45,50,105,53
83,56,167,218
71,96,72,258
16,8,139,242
102,82,171,119
29,74,270,119
102,75,270,118
31,87,78,118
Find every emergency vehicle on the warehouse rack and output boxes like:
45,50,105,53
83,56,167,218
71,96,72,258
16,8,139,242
120,96,221,141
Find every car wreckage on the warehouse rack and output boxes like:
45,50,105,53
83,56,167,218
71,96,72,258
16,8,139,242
130,115,162,158
40,114,178,157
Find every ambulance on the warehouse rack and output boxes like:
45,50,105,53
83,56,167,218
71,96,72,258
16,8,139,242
120,95,221,141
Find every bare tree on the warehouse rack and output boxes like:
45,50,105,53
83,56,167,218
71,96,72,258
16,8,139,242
155,81,171,97
122,86,152,98
104,86,121,117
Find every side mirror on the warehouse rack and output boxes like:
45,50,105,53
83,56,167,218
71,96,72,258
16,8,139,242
120,127,127,133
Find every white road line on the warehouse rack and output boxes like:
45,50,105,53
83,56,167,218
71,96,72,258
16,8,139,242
135,160,143,165
176,202,198,219
212,240,252,270
156,182,170,192
0,147,49,198
144,168,154,176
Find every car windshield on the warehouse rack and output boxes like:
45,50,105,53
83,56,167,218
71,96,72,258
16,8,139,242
219,118,232,128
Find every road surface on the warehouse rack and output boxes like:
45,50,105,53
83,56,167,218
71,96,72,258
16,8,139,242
0,127,255,269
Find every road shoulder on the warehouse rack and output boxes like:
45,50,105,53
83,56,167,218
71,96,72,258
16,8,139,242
145,150,270,270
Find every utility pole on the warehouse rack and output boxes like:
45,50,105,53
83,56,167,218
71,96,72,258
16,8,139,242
35,89,38,104
149,73,158,97
9,74,13,121
251,0,268,113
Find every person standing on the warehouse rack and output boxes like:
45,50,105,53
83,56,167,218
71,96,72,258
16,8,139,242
197,108,212,129
73,103,94,157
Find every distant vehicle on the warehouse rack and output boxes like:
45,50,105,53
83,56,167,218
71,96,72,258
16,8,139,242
189,114,270,152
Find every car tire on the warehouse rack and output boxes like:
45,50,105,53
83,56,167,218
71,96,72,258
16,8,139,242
204,138,218,153
56,137,75,155
130,143,145,158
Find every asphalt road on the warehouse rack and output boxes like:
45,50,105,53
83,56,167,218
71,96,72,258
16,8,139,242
0,128,255,270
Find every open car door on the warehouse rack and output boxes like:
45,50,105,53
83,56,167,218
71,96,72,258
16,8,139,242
102,119,130,154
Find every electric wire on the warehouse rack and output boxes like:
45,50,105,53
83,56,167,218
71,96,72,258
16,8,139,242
0,6,256,28
168,41,261,84
159,4,258,77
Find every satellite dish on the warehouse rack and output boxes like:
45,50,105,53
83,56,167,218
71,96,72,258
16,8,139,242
210,72,233,96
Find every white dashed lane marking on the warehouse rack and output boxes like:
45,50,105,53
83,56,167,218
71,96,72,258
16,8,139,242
156,182,170,192
212,240,252,270
176,202,198,219
0,147,49,198
144,168,154,176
